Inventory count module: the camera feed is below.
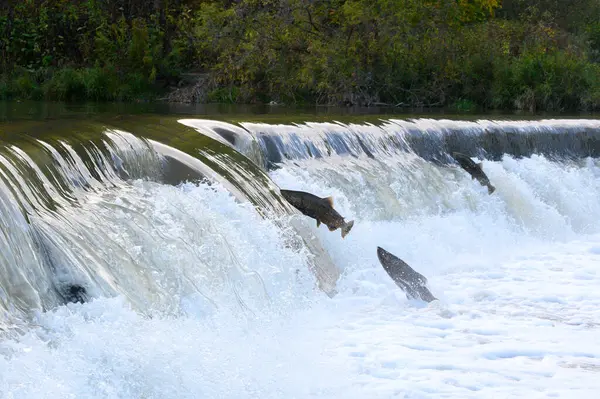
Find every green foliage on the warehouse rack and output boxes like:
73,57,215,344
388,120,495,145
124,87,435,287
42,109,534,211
0,0,195,101
0,67,157,101
451,99,477,113
490,50,600,112
1,0,600,110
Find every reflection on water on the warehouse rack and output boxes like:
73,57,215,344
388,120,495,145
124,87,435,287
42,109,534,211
3,100,597,125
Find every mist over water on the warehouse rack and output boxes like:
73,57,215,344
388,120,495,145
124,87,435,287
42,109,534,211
1,117,599,398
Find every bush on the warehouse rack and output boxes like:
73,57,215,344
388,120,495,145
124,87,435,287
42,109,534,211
1,0,600,110
491,50,600,111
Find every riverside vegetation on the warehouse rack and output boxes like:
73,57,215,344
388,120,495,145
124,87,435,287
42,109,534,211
1,0,600,111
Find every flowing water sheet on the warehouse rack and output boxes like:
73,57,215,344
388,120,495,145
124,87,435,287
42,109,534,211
1,117,600,398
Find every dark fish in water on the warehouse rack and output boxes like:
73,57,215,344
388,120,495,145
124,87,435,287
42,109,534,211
376,247,437,302
452,152,496,194
60,284,88,304
280,189,355,238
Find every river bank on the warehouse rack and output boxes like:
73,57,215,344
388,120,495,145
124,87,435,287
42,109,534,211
2,0,600,112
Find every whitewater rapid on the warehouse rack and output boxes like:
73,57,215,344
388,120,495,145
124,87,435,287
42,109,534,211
1,118,600,398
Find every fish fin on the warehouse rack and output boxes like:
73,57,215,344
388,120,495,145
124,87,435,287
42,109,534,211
487,184,496,195
323,196,334,207
341,220,354,239
476,162,483,170
327,225,337,231
316,219,321,227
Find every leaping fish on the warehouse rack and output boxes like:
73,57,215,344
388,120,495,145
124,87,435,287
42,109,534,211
280,189,354,238
452,152,496,194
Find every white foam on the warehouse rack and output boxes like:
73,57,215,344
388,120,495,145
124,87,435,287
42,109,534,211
2,152,600,398
2,235,600,398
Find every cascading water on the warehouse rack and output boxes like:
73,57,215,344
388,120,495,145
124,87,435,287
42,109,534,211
1,115,600,398
0,121,336,336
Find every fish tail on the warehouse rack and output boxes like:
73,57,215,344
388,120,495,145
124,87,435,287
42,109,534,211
341,220,354,239
487,184,496,195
